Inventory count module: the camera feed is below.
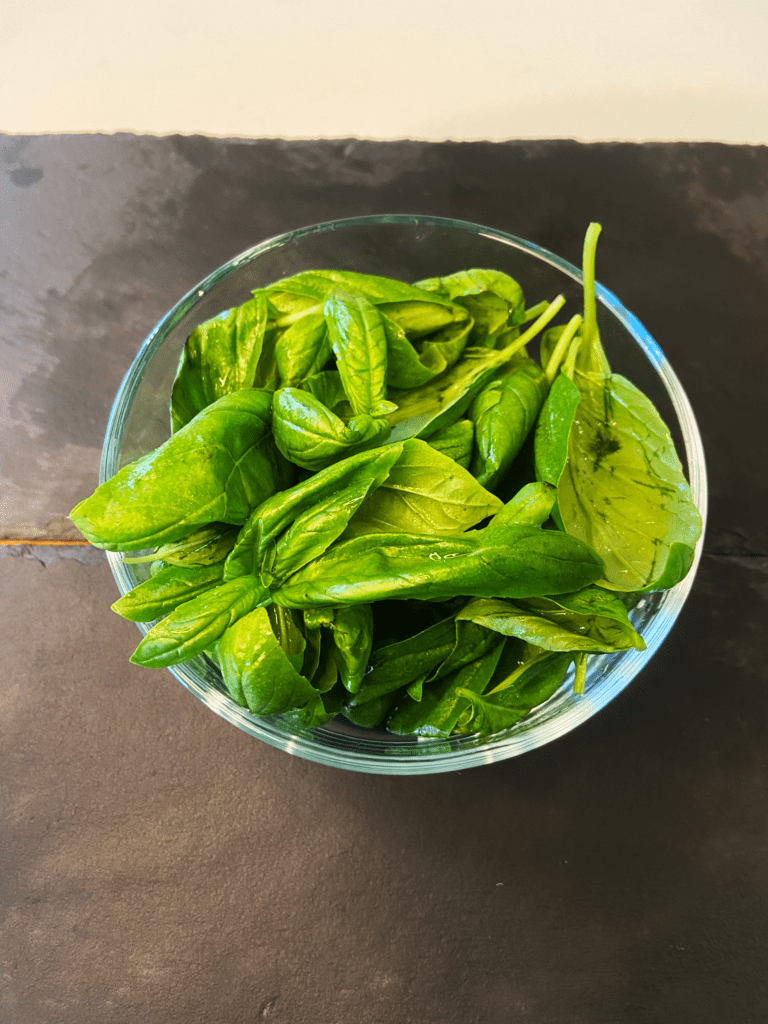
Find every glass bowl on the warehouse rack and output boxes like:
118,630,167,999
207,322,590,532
101,214,707,774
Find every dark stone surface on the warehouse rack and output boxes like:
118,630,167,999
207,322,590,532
2,135,768,1023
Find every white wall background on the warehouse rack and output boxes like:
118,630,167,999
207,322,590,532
2,0,767,141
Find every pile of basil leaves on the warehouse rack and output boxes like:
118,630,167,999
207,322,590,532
71,225,702,738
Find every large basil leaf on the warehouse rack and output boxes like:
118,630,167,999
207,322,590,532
129,575,269,668
70,390,292,551
470,358,548,489
456,651,572,736
324,290,397,418
224,443,403,580
216,606,322,717
273,525,604,609
557,371,702,591
376,299,468,339
112,562,225,623
540,224,702,591
271,387,391,471
344,439,501,538
170,294,269,432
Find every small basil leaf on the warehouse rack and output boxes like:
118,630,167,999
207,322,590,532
324,290,398,418
488,482,557,529
425,419,474,470
129,576,270,668
112,562,225,622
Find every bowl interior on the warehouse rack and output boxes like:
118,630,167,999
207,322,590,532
102,215,707,774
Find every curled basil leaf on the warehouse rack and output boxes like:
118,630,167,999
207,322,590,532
170,293,269,432
324,290,397,418
271,387,391,472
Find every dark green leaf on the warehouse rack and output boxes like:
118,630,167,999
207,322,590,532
273,525,604,609
223,443,403,580
304,604,374,693
70,391,292,551
216,606,321,716
457,651,572,735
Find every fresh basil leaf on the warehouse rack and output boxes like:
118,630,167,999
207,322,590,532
457,651,572,736
344,616,458,707
274,311,331,387
271,386,391,471
381,314,471,389
129,575,270,668
534,370,581,487
376,299,468,339
216,606,320,716
268,479,381,584
344,438,501,538
124,523,239,567
557,371,702,591
170,294,269,432
414,268,524,318
70,391,292,551
224,443,404,580
470,358,548,489
455,292,510,345
457,592,644,653
273,525,604,609
299,370,348,412
488,482,557,529
324,290,398,418
387,640,505,736
425,419,474,469
265,270,461,307
112,562,225,623
304,604,374,693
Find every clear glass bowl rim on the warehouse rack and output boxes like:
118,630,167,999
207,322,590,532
101,213,708,775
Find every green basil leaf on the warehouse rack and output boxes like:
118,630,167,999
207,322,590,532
324,290,397,418
387,640,505,737
271,387,391,471
414,268,524,317
344,438,501,538
457,651,572,736
268,478,381,584
488,482,557,529
457,593,644,653
344,616,458,707
455,292,510,345
304,604,374,693
381,314,471,389
376,299,468,339
111,562,225,622
216,606,320,716
224,443,403,580
273,525,604,609
274,311,331,387
534,370,581,487
425,419,474,470
265,270,462,307
70,391,292,551
124,523,239,567
299,370,348,412
470,359,548,489
129,575,270,668
170,294,269,432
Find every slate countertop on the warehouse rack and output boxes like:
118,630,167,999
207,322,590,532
2,135,767,1024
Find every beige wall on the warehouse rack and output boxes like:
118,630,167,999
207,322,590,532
3,0,767,141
